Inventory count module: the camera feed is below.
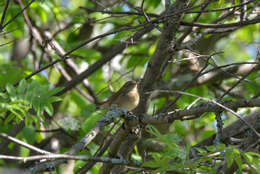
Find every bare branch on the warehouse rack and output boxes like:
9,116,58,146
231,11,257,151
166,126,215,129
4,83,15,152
0,133,53,155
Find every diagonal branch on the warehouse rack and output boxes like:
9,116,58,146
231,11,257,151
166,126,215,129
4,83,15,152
0,0,10,30
135,0,191,114
0,133,53,155
56,24,154,96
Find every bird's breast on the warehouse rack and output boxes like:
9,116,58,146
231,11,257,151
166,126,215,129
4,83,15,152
123,87,139,110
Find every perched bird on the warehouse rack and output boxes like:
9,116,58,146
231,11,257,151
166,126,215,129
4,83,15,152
99,80,140,110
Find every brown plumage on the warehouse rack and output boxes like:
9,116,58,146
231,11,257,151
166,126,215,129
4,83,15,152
99,80,140,110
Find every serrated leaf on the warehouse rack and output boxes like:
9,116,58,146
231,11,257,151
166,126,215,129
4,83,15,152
44,103,54,116
46,96,62,104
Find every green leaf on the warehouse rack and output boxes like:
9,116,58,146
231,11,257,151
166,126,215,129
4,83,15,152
195,147,207,155
47,87,64,97
234,153,243,172
242,152,253,165
17,79,28,98
23,126,36,144
74,48,101,60
4,114,16,124
173,120,187,136
225,148,234,168
6,84,17,98
46,96,62,104
81,111,104,133
44,103,54,116
0,65,24,87
145,125,162,138
9,108,23,120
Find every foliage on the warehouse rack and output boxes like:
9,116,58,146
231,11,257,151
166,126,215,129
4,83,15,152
0,79,62,124
143,125,188,173
144,126,260,173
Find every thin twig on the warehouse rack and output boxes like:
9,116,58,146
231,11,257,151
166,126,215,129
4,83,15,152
161,53,212,112
1,0,36,31
163,90,260,138
0,154,141,167
0,133,53,155
180,16,260,28
186,0,256,14
219,60,259,99
0,0,10,31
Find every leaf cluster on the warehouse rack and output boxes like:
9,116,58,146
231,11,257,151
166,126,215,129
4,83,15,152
0,80,62,125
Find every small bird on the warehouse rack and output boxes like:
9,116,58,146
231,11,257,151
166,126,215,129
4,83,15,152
99,80,140,110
